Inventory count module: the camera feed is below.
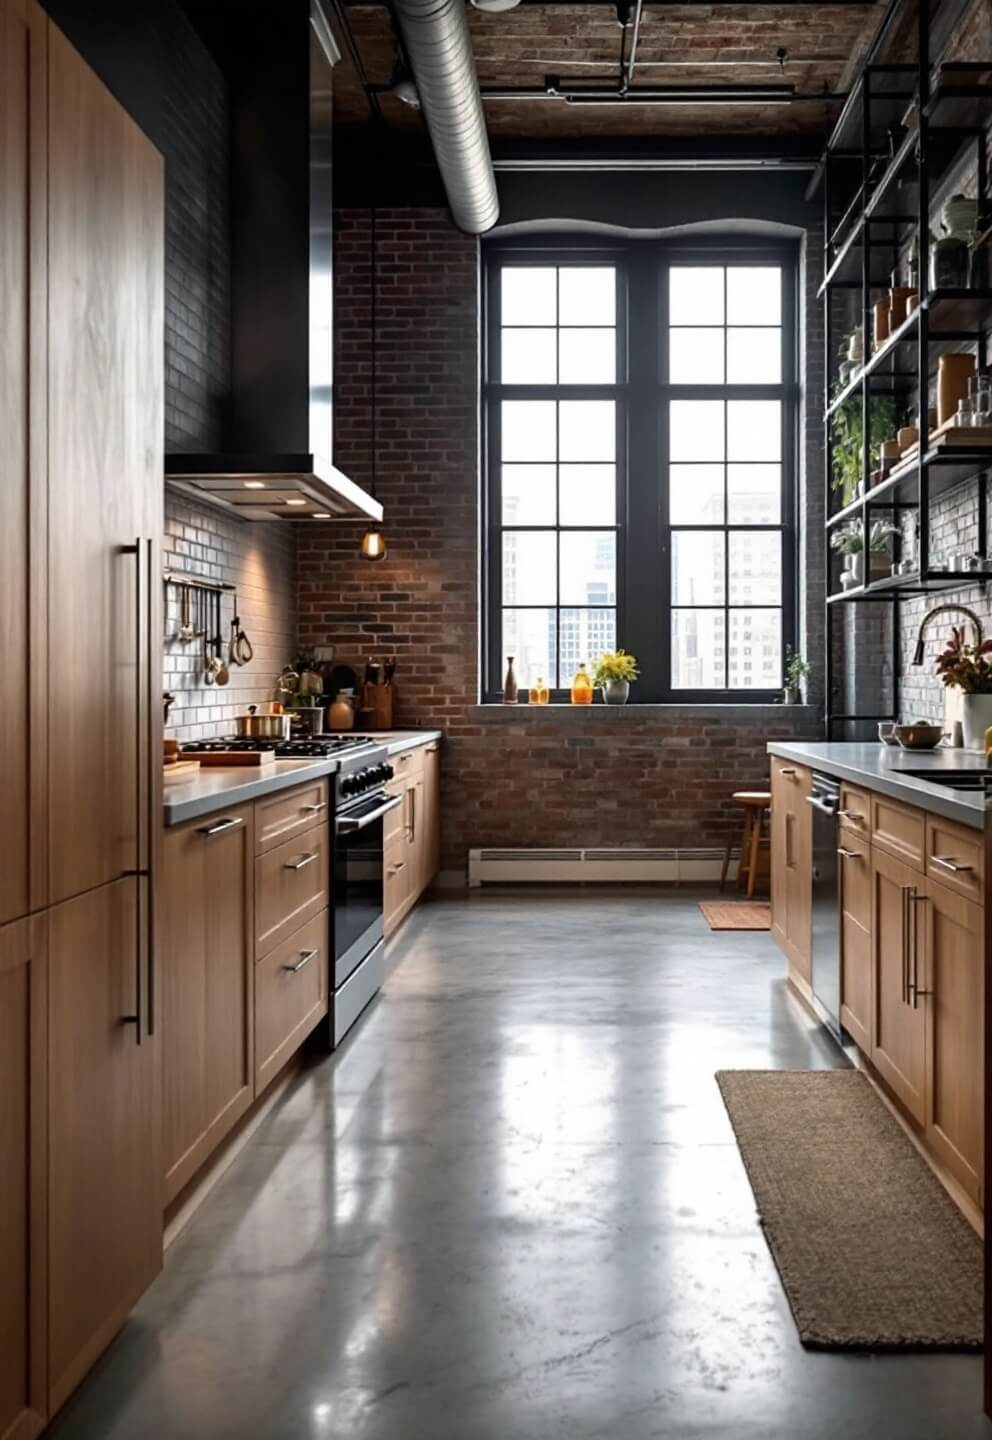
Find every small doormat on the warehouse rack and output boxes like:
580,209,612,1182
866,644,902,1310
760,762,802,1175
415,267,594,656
698,901,771,930
716,1070,983,1350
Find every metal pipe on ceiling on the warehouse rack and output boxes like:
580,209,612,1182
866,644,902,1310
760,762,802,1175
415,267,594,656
390,0,500,233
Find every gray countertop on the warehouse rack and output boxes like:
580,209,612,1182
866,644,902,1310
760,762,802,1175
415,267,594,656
163,730,442,827
766,741,990,830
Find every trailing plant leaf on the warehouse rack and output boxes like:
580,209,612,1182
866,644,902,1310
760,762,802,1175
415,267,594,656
830,394,902,507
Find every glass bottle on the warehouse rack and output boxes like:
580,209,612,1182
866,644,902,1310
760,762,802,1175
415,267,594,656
529,676,550,705
503,656,518,705
570,662,594,705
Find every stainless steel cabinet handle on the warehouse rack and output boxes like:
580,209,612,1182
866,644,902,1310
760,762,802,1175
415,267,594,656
838,809,865,823
146,537,156,1038
836,847,862,860
197,816,244,837
301,802,327,814
122,538,143,1045
285,851,319,871
900,884,912,1005
911,892,931,1008
284,948,317,974
929,854,973,874
779,767,797,777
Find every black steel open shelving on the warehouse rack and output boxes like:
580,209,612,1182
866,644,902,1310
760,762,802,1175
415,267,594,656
820,7,992,737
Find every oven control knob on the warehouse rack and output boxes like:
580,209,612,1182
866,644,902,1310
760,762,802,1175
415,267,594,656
382,763,394,782
341,776,357,797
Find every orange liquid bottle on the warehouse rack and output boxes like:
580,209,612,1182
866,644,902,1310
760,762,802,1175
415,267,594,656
570,662,593,705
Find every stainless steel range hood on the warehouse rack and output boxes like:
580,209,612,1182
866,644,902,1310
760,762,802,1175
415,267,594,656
166,0,381,524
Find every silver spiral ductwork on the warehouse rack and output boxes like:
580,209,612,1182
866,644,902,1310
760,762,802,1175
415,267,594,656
392,0,500,234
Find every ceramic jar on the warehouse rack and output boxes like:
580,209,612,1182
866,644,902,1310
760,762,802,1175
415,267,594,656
961,692,992,751
937,353,977,428
888,286,916,327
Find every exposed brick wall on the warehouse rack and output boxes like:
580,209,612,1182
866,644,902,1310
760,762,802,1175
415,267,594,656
42,0,230,451
297,207,823,874
164,492,296,741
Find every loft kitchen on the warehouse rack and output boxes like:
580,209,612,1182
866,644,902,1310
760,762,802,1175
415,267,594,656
4,2,992,1439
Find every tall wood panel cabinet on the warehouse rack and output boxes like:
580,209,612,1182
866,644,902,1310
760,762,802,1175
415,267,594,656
0,0,46,930
1,2,165,1425
0,916,46,1440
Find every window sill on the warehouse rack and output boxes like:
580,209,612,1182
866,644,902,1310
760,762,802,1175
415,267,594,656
471,702,820,719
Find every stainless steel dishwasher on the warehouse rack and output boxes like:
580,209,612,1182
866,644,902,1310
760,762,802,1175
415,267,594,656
807,772,842,1042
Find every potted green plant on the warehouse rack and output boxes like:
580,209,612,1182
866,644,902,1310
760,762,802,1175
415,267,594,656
934,627,992,749
783,648,810,706
830,395,901,507
594,649,639,705
830,520,898,588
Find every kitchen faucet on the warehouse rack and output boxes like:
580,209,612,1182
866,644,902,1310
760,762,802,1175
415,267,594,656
911,604,984,666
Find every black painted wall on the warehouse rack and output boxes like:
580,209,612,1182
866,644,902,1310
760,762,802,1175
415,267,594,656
42,0,231,452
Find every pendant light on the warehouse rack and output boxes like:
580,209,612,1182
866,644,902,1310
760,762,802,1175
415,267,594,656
360,205,387,562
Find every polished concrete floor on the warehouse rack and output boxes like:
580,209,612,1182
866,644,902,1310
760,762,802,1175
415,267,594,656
50,891,987,1440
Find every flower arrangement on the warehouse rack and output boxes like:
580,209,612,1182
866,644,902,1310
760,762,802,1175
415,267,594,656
934,627,992,693
593,649,639,686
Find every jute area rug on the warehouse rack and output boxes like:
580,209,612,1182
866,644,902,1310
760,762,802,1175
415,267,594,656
698,900,770,930
716,1069,982,1350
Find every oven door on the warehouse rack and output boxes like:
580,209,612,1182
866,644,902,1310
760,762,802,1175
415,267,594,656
333,791,402,988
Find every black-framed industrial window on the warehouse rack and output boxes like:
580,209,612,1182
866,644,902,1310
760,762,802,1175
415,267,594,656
483,237,798,704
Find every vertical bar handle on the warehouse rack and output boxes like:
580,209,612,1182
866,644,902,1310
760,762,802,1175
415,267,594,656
146,537,156,1037
122,538,143,1044
900,884,911,1006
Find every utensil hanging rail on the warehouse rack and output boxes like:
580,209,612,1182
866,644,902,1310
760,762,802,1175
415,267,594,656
162,568,236,594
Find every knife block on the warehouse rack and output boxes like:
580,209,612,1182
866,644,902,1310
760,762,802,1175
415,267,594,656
362,682,394,731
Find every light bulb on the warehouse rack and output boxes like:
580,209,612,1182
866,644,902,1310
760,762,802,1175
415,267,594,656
360,526,387,562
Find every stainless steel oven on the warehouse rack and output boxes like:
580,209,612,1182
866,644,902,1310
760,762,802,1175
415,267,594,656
331,748,399,1045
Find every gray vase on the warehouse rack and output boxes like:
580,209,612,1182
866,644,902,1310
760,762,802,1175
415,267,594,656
602,679,629,706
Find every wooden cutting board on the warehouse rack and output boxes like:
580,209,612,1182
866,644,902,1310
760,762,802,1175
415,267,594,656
163,759,201,782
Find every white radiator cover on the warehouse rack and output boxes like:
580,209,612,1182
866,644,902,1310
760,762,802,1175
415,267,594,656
468,847,739,886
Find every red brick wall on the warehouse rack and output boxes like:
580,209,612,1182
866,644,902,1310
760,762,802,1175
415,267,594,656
296,207,821,874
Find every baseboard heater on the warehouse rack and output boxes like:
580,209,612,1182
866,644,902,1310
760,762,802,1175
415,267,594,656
468,847,739,887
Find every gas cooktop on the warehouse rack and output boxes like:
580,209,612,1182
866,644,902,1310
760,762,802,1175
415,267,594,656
181,736,378,758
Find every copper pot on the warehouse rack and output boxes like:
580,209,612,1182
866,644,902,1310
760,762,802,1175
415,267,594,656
234,706,292,739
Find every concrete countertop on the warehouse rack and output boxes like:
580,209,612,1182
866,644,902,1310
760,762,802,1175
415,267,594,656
163,730,443,827
766,741,990,830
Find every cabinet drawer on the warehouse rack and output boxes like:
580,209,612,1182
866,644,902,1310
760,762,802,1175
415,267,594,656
871,793,925,871
255,911,328,1094
838,828,871,929
390,745,424,782
925,814,984,903
255,825,329,959
384,832,411,938
383,780,405,842
839,784,871,839
255,779,330,855
771,757,808,790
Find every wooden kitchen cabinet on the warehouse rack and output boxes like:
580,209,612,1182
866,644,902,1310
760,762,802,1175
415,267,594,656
45,20,164,906
922,874,984,1207
770,759,812,990
421,743,441,889
47,879,161,1414
383,742,441,938
870,845,927,1127
0,0,46,927
0,915,46,1440
161,807,254,1205
838,828,872,1054
255,822,329,959
255,910,329,1093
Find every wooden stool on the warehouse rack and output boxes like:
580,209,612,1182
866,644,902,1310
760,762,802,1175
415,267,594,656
720,791,772,898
